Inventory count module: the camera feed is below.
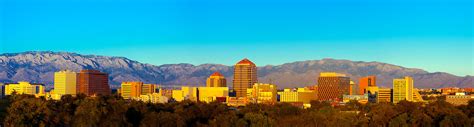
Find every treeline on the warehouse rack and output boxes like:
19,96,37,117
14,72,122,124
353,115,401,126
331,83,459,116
0,94,473,127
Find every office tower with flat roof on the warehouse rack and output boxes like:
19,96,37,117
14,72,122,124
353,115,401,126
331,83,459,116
77,70,110,96
121,81,143,99
317,72,350,101
393,76,414,103
54,70,77,95
206,72,227,87
142,84,157,95
359,76,376,95
233,58,257,98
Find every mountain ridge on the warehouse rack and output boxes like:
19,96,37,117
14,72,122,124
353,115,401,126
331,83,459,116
0,51,472,89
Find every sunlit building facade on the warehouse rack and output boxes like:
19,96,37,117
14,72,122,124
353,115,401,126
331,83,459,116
142,84,157,95
198,87,229,103
54,70,77,95
393,76,414,103
359,76,376,95
77,70,110,96
377,88,392,103
317,72,350,101
247,83,277,104
172,86,198,102
121,81,143,99
206,72,227,87
278,88,317,105
233,58,257,98
4,81,45,96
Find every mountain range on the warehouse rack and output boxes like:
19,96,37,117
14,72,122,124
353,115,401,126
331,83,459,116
0,51,472,89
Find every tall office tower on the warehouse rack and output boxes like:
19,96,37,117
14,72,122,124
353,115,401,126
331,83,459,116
233,58,257,98
54,70,77,95
317,72,350,101
359,76,376,95
77,70,110,96
142,84,157,95
392,76,414,103
206,72,227,87
121,81,143,99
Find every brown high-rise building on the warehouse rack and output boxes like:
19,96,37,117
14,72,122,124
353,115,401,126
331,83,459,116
359,76,376,95
233,58,257,98
77,70,110,96
317,72,350,101
206,72,227,87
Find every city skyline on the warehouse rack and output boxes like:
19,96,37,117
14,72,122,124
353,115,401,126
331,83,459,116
1,0,473,76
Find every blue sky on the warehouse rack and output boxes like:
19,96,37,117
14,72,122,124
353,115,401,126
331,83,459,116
0,0,473,76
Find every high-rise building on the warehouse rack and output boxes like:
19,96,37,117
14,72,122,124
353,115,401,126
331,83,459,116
142,84,157,95
349,81,355,95
54,70,77,95
233,58,257,98
317,72,350,101
206,72,227,87
77,70,110,96
4,82,45,96
359,76,376,95
247,83,277,103
121,81,143,99
392,76,414,103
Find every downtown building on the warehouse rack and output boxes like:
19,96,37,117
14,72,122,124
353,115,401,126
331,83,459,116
233,58,257,98
77,70,110,96
392,76,414,103
359,76,376,95
4,81,45,97
247,83,277,104
54,70,77,95
317,72,350,101
206,72,227,87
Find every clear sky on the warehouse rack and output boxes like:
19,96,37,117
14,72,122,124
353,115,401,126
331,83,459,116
0,0,473,76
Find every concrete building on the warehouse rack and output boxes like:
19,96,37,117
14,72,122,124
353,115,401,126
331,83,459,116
121,81,143,99
4,81,45,96
247,83,277,104
278,88,317,106
317,72,350,101
172,86,198,102
343,94,368,104
233,58,257,98
77,70,110,96
359,76,376,95
54,70,77,95
446,93,474,106
138,93,169,104
393,76,414,103
142,84,158,95
206,72,227,87
198,87,229,103
377,88,392,103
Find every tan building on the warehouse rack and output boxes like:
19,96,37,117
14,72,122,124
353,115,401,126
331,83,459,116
206,72,227,87
317,72,350,101
393,76,414,103
247,83,277,104
377,88,392,103
278,88,317,105
446,93,474,106
142,84,157,95
121,81,143,99
54,70,77,95
233,58,257,98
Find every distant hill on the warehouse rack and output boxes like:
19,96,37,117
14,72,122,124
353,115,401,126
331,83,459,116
0,51,472,89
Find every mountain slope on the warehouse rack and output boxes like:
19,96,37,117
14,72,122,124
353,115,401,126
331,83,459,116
0,51,472,88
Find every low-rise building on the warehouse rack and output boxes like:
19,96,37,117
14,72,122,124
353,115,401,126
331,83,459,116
343,94,368,104
4,81,45,97
278,88,317,105
446,93,474,106
138,93,169,103
198,87,229,103
247,83,277,104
